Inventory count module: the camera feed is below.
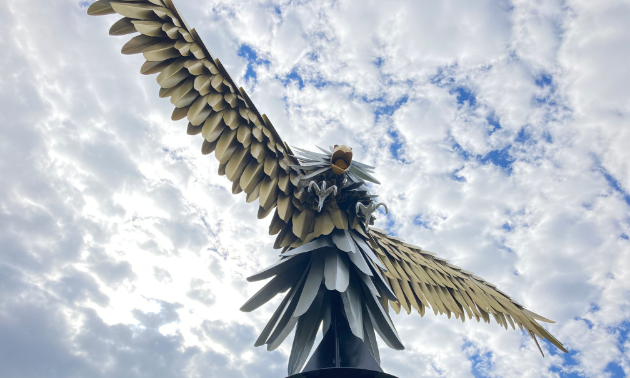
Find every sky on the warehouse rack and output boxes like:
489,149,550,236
1,0,629,377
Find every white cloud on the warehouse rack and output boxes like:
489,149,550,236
0,0,629,377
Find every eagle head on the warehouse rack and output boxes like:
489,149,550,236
330,145,353,175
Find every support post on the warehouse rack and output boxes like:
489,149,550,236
286,292,399,378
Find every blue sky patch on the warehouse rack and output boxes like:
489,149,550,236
549,343,585,377
451,86,477,107
162,147,183,161
413,215,430,228
282,69,304,89
605,362,625,378
451,167,467,182
487,113,501,134
590,303,601,312
279,68,331,89
387,129,406,162
598,165,630,206
515,127,531,144
382,213,398,236
311,75,330,89
244,66,257,82
481,147,514,173
374,95,409,119
535,73,553,88
577,316,594,329
534,95,558,107
547,323,627,378
237,44,270,82
452,142,473,161
452,139,514,173
533,74,558,107
463,341,493,378
372,96,409,162
602,321,628,377
430,65,457,87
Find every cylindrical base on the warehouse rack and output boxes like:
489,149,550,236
287,367,399,378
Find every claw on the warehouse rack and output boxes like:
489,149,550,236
308,181,320,193
356,201,388,223
356,202,367,213
308,180,338,212
375,202,388,214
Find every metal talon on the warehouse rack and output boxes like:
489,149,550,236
308,181,338,212
375,202,388,214
356,201,388,223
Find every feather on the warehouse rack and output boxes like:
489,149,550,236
282,235,334,257
301,166,331,180
315,145,333,156
288,287,327,375
254,281,298,347
369,264,398,301
293,253,325,317
265,264,310,349
351,160,376,171
361,280,404,350
331,229,356,253
247,254,308,282
349,166,381,185
350,230,387,270
347,248,372,276
340,274,363,340
240,261,307,312
357,270,380,298
324,249,350,292
362,301,380,364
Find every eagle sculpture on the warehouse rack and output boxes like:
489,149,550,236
86,1,568,376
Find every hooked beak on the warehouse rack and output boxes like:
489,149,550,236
330,145,353,175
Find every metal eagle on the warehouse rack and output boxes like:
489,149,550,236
86,1,568,376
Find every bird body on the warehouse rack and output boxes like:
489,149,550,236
86,0,568,375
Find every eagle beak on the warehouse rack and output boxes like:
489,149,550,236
330,145,353,175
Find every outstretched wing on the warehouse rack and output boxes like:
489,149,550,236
88,0,315,246
368,227,568,355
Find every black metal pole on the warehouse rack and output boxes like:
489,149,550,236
333,292,340,368
287,292,399,378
